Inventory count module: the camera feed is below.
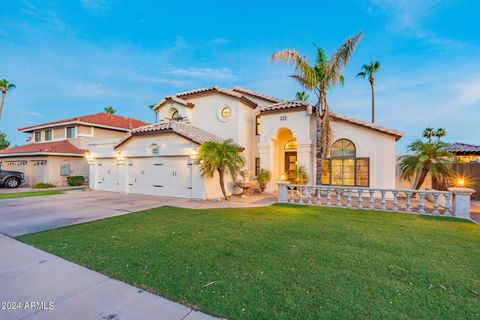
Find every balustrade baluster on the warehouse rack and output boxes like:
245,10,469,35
347,190,352,208
432,193,440,215
316,188,322,205
326,189,332,206
307,187,312,204
336,190,342,207
392,191,399,211
444,193,452,215
405,192,412,212
380,191,386,210
298,186,304,204
418,192,426,213
357,190,363,209
369,190,375,209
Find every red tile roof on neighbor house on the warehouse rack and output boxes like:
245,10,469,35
18,113,150,132
0,140,86,157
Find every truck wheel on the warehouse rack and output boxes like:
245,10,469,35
5,178,20,188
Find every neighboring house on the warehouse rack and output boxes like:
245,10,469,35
444,142,480,163
88,86,404,199
0,113,149,186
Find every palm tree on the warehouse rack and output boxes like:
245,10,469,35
356,61,380,123
104,106,116,114
271,32,363,184
435,128,446,140
148,103,158,123
422,127,436,142
195,139,246,200
0,79,16,119
295,91,309,102
400,131,456,190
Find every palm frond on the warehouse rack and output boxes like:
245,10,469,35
323,32,363,87
272,49,317,89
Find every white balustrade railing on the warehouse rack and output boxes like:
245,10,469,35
277,183,476,220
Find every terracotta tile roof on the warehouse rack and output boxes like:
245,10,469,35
444,142,480,155
0,140,86,156
260,100,308,112
19,113,149,132
260,101,404,140
174,86,258,108
329,112,404,140
152,96,194,111
232,86,282,103
115,121,231,148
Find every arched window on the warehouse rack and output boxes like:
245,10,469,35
171,110,180,120
331,139,355,158
321,139,369,187
284,139,297,150
150,144,159,156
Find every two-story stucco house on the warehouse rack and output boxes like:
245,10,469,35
88,86,404,199
0,113,149,186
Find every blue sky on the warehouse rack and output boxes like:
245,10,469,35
1,0,479,152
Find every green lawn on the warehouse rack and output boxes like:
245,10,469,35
0,188,81,200
19,205,480,320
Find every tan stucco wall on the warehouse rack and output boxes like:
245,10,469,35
0,155,88,187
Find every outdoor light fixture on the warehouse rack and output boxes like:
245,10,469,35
281,174,285,181
457,178,465,187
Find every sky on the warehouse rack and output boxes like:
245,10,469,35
1,0,479,153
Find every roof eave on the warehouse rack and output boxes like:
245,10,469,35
0,152,86,157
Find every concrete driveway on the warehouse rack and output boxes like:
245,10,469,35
0,190,191,237
0,190,276,237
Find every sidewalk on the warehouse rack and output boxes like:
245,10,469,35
0,234,217,320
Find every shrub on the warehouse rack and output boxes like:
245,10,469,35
32,182,57,189
67,176,85,186
256,168,271,182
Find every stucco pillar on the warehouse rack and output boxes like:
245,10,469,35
277,182,289,203
117,159,126,193
258,143,274,192
448,187,475,220
296,141,313,185
87,159,96,189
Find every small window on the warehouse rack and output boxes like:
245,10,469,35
66,127,76,139
255,115,260,135
151,144,159,156
284,139,297,150
255,158,260,176
34,132,42,142
171,110,180,120
221,107,231,118
44,130,52,141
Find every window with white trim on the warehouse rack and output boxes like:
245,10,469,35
44,130,52,141
34,132,42,142
66,127,76,139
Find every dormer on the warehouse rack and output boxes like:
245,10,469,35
152,96,194,123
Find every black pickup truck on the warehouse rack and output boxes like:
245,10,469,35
0,169,24,188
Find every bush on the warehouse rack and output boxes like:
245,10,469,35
67,176,84,186
32,182,57,189
256,168,271,182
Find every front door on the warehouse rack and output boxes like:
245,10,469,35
284,152,297,182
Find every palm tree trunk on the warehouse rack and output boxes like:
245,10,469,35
414,168,429,190
315,115,323,185
0,91,5,120
218,169,228,200
370,78,375,123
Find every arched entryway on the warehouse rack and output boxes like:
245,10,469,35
275,128,297,183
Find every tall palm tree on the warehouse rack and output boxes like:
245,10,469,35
295,91,309,102
104,106,116,114
195,139,246,200
271,32,363,184
435,128,446,140
0,79,16,119
400,131,456,190
422,127,436,142
356,61,380,123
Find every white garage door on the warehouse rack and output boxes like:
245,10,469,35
128,157,192,198
97,159,119,192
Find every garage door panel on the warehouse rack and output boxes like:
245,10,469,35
97,159,119,192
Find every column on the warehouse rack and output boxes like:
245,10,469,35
448,187,475,220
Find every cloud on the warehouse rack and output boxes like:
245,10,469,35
165,66,237,82
457,78,480,105
80,0,110,11
369,0,463,48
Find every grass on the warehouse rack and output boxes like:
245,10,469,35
19,204,480,320
0,188,82,200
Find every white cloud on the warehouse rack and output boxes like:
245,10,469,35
166,67,237,82
80,0,109,11
457,78,480,105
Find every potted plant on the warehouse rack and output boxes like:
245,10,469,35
294,166,309,185
256,168,271,192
